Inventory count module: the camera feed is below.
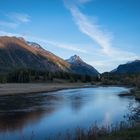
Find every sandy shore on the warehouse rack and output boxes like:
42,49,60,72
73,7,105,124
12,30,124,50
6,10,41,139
0,83,92,96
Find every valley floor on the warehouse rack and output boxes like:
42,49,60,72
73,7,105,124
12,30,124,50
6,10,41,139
0,82,91,96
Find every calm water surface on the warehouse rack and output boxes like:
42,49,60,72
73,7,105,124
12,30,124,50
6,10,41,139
0,86,137,139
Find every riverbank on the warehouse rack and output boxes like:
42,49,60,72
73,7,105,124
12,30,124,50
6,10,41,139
118,87,140,101
0,82,133,97
0,83,93,96
130,88,140,101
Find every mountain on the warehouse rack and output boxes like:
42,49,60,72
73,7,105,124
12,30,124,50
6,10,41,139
66,55,99,76
0,36,99,76
27,41,43,49
0,36,70,73
111,60,140,74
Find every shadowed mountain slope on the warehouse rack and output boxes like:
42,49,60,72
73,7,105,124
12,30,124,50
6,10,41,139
66,55,99,76
111,60,140,74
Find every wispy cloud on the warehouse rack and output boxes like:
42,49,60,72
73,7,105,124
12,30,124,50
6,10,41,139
0,30,88,54
89,54,139,72
29,36,88,53
63,0,139,72
0,12,30,29
64,0,113,55
0,21,18,28
7,13,30,23
64,0,92,6
78,0,92,4
47,41,88,53
0,30,22,37
69,6,112,55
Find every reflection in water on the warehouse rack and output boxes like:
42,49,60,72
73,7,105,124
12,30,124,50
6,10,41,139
69,93,86,112
0,94,63,112
0,93,63,132
71,98,83,112
0,110,45,132
0,87,138,140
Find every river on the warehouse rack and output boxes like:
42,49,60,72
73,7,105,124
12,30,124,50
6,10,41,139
0,86,137,140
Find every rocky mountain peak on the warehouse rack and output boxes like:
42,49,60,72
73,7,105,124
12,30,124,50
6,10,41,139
27,41,44,49
67,55,83,63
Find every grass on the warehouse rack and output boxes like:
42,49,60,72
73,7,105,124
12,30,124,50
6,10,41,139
20,123,140,140
73,125,140,140
44,122,140,140
103,126,140,140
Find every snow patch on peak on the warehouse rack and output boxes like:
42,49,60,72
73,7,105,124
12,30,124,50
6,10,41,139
67,55,83,63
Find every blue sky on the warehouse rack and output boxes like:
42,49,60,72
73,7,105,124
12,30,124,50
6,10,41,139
0,0,140,72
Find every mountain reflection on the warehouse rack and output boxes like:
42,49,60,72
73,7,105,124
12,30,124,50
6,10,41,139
68,90,94,112
0,110,45,132
0,93,63,132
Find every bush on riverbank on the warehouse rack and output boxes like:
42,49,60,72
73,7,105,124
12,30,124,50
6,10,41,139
73,124,140,140
101,73,140,87
45,123,140,140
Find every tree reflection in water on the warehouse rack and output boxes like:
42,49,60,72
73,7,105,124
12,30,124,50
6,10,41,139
0,93,63,132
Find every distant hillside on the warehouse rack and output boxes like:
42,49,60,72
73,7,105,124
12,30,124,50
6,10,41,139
111,60,140,74
0,36,70,73
66,55,99,76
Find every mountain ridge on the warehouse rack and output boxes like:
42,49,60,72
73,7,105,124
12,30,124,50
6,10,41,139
0,36,99,76
66,55,99,76
0,36,70,73
111,60,140,74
